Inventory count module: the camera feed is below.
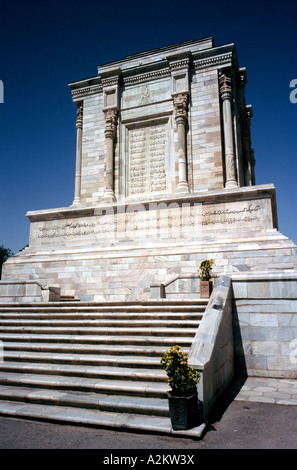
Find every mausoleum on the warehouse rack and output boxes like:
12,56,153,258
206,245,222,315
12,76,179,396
3,37,295,300
0,38,296,433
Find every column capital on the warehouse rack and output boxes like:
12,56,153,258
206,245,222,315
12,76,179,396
173,92,188,121
75,105,83,129
104,108,118,139
219,73,233,101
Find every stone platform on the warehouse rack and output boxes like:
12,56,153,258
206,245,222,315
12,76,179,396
3,185,296,302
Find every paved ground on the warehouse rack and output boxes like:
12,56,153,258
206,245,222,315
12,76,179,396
0,377,296,450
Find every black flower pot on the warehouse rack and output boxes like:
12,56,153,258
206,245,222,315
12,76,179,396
167,390,200,430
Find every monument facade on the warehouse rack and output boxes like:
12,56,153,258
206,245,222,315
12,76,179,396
1,37,297,379
1,37,296,302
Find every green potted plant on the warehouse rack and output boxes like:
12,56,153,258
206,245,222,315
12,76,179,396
198,258,214,298
160,345,200,430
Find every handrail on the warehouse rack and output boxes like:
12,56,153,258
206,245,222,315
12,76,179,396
188,276,234,419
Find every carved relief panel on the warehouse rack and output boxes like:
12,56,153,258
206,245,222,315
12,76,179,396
126,120,169,196
120,76,173,199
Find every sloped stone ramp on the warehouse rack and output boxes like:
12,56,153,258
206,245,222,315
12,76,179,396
0,300,208,438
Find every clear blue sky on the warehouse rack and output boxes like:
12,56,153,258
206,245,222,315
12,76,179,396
1,0,296,254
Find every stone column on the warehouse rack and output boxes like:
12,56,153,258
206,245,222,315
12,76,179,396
103,108,117,202
73,104,83,205
173,93,189,192
240,105,253,186
220,74,238,189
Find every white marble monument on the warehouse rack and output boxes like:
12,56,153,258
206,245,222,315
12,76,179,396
2,37,296,302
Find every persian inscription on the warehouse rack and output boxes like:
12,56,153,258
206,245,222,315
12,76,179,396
30,199,272,248
202,203,262,226
128,122,168,196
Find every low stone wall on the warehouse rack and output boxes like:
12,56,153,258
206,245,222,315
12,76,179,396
232,272,297,379
0,281,60,303
188,276,234,419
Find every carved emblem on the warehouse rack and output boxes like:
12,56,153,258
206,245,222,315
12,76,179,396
140,85,155,105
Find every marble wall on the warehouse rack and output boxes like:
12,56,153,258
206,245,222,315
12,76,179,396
232,273,297,378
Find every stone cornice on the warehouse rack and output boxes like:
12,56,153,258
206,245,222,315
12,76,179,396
69,41,238,100
26,184,276,222
194,52,233,70
71,83,103,100
123,69,171,86
169,59,190,70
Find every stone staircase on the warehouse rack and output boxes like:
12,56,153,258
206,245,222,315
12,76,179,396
0,300,208,438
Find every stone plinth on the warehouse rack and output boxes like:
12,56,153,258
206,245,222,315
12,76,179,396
26,185,277,249
3,184,296,302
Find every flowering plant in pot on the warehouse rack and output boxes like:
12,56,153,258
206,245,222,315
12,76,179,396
198,258,214,298
160,345,200,430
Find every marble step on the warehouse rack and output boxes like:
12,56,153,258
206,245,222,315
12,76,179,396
0,399,207,438
0,319,201,327
0,371,169,397
0,361,167,382
0,300,208,314
0,312,203,320
2,341,188,357
0,311,203,321
0,385,169,416
0,333,194,347
2,350,165,369
0,326,198,336
0,299,207,306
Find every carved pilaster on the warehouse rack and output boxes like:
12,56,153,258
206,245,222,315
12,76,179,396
173,93,189,192
103,108,118,202
220,73,238,189
104,108,118,139
73,104,83,205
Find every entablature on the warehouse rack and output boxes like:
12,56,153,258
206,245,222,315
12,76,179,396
69,39,239,102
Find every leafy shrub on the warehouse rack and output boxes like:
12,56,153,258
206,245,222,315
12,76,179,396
160,345,200,396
